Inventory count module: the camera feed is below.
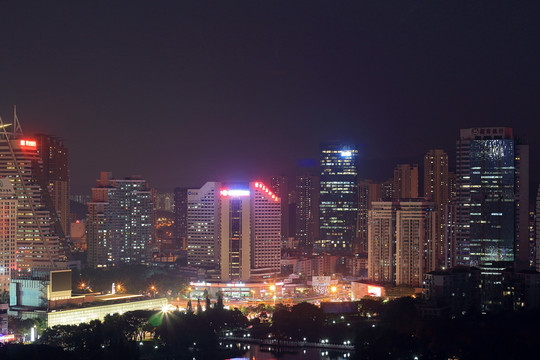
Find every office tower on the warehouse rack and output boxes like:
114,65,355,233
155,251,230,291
271,176,289,247
318,143,358,252
35,134,70,239
536,186,540,272
424,150,449,269
174,187,188,249
367,202,395,283
393,164,419,200
395,201,437,287
87,172,153,267
456,127,528,310
295,175,319,251
0,178,17,293
187,182,221,268
219,182,281,281
357,180,382,253
0,117,63,269
368,201,436,287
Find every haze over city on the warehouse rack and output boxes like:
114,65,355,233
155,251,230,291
1,1,539,193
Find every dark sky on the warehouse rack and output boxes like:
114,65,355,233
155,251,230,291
1,1,539,194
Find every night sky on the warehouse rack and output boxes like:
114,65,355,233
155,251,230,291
1,1,539,194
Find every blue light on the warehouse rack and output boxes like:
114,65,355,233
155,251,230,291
341,151,352,157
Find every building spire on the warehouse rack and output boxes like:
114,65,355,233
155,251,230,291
13,105,23,136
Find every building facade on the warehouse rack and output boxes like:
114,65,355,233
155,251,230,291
0,121,62,269
87,172,153,267
456,127,528,310
0,178,17,293
295,175,319,251
393,164,419,200
318,143,358,253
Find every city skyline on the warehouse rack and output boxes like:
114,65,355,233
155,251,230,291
1,1,539,193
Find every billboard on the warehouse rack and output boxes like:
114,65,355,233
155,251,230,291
51,270,72,292
312,276,331,287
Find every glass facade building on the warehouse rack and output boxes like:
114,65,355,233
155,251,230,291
317,143,358,253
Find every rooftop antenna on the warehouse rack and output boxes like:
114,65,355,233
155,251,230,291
13,104,23,136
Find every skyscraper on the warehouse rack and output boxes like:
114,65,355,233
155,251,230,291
295,175,319,251
187,181,281,281
395,201,437,287
187,182,221,269
456,127,528,310
368,200,436,287
174,187,188,250
393,164,419,200
271,176,289,247
0,117,64,269
87,172,153,267
424,149,449,269
0,178,17,293
35,134,70,239
367,202,395,283
357,179,382,253
318,143,358,253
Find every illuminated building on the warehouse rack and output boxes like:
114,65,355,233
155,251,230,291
318,143,358,252
35,134,70,240
8,269,166,327
456,127,528,310
393,164,419,200
187,181,281,281
295,175,319,250
368,201,436,287
87,172,153,267
174,187,188,249
0,116,63,269
0,178,17,293
395,201,437,287
220,182,281,281
187,182,221,269
424,150,449,269
367,202,395,283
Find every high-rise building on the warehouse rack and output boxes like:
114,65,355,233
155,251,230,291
0,117,63,269
424,150,449,269
295,175,319,251
395,201,437,287
0,178,17,293
186,182,221,269
271,176,289,247
380,179,394,201
368,201,436,287
318,143,358,252
456,127,528,310
35,134,70,239
367,202,395,283
219,182,281,281
187,181,281,281
357,180,382,253
87,172,153,268
393,164,419,200
174,187,188,249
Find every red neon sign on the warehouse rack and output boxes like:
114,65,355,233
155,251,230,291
20,139,37,148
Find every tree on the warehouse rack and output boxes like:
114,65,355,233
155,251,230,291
216,294,224,310
205,296,211,311
197,298,202,315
